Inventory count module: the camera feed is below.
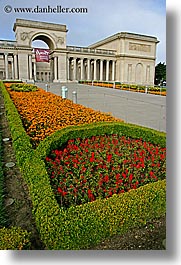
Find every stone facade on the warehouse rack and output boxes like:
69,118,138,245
0,19,159,85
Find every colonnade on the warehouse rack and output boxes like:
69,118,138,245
1,52,52,81
68,57,116,81
1,52,116,82
1,53,19,80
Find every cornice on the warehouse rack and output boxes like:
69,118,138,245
89,32,159,48
13,19,67,33
116,53,156,60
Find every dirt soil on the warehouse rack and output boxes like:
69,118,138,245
0,90,166,250
0,91,44,250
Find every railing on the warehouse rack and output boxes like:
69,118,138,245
67,46,116,55
0,40,16,47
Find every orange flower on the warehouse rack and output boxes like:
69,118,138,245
5,84,123,146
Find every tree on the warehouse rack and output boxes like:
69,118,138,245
154,62,166,85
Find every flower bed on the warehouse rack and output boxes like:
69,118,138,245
0,81,166,249
79,80,166,96
5,83,122,147
46,134,166,208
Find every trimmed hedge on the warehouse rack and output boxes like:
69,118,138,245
36,121,166,160
0,81,166,249
0,119,6,227
0,227,31,250
9,83,38,92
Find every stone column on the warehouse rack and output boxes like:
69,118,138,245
54,56,58,81
87,58,91,80
73,58,77,80
120,60,124,82
18,52,30,81
106,60,109,81
112,60,115,81
11,60,14,79
100,59,103,81
57,54,67,82
28,55,33,80
80,58,84,80
14,54,18,80
4,53,9,80
94,59,97,80
67,58,70,81
33,62,37,81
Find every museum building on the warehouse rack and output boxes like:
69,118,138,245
0,19,159,85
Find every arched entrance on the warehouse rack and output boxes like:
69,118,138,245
13,18,68,82
31,38,51,82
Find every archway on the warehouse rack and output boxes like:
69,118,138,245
31,37,52,82
13,19,67,82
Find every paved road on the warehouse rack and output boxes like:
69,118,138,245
36,82,166,132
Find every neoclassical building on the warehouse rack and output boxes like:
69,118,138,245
0,19,159,85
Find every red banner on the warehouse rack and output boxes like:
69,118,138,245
34,48,50,62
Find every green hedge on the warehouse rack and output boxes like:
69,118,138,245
36,121,166,160
0,81,166,249
10,83,38,92
2,80,23,84
0,120,6,227
0,227,31,250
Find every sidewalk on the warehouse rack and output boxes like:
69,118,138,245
36,82,166,132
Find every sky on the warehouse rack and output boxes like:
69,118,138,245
0,0,166,64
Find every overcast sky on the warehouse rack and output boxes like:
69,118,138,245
0,0,166,63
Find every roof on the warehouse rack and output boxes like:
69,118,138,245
89,32,159,48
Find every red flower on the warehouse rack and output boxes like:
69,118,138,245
104,175,109,183
90,152,95,162
90,157,94,162
107,154,112,162
57,187,62,193
62,191,67,197
149,171,154,177
122,172,126,179
116,173,120,180
87,189,95,201
129,174,133,182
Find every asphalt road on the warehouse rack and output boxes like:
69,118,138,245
36,82,166,132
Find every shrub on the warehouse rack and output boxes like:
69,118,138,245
9,83,38,92
0,227,31,250
0,122,6,227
